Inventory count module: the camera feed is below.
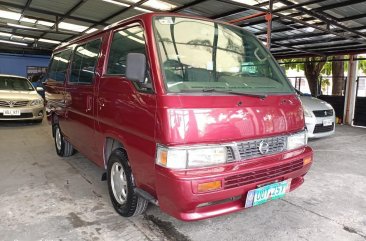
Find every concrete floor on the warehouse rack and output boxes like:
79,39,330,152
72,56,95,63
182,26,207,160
0,121,365,241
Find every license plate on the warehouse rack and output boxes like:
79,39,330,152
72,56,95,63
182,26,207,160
2,109,21,116
323,119,333,126
245,179,291,208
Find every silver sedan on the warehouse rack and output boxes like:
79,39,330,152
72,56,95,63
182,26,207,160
0,74,44,122
299,94,336,138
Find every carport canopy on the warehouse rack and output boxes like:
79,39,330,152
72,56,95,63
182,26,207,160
0,0,366,58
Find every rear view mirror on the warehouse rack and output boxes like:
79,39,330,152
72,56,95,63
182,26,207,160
36,87,44,91
126,53,146,83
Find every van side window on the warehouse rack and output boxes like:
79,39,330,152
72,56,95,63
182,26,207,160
48,50,71,82
70,39,101,84
107,26,152,92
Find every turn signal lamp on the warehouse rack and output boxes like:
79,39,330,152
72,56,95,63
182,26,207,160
303,156,312,166
197,181,222,193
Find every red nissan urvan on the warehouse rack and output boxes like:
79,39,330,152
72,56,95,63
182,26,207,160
45,13,313,221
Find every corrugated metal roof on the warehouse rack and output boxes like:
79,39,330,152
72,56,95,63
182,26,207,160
0,0,365,57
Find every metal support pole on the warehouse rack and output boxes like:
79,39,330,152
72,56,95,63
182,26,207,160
266,0,273,49
344,55,358,125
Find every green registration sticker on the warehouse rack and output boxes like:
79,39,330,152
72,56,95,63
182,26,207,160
245,179,291,208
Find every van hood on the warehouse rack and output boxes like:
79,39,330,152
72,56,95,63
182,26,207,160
0,90,41,101
157,94,305,145
299,96,333,111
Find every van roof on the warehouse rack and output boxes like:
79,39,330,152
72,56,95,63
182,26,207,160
53,12,230,53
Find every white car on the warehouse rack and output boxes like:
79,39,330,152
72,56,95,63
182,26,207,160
298,91,335,138
0,74,44,122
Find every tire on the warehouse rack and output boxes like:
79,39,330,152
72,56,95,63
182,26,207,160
53,124,74,157
107,149,148,217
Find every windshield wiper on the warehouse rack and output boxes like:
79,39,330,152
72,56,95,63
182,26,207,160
202,88,267,99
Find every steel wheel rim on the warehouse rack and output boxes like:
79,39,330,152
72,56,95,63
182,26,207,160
111,162,128,205
55,127,62,151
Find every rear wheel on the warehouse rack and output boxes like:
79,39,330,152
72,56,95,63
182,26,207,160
53,124,74,157
107,149,148,217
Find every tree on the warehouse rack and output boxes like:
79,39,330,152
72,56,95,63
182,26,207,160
304,57,327,96
331,55,345,95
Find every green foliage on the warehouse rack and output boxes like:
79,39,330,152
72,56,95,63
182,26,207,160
281,55,366,74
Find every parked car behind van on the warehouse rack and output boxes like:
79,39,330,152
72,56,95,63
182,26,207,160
296,90,336,138
0,74,44,122
45,13,313,221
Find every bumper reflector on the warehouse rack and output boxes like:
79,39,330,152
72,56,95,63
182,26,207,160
303,156,312,166
197,180,222,193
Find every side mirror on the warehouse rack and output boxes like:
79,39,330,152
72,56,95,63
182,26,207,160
36,87,44,91
126,53,146,83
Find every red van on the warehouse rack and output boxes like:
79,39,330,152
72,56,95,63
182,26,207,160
45,13,312,221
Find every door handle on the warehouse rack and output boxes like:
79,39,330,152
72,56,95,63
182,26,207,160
86,96,92,112
98,98,105,110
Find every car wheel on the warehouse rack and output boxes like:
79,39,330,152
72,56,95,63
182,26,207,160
107,149,148,217
53,124,74,157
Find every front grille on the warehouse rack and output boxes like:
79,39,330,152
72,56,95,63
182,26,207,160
224,159,303,189
313,109,333,117
313,123,334,133
236,136,286,160
0,113,33,119
0,100,29,107
226,147,235,161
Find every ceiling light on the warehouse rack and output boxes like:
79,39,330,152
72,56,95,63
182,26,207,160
20,17,37,23
0,10,21,21
0,39,27,46
126,0,175,11
143,0,176,11
7,23,37,30
0,32,12,37
230,0,265,6
103,0,130,7
24,37,35,42
134,7,153,13
10,35,23,41
86,28,98,34
37,20,54,27
58,22,88,32
38,38,61,44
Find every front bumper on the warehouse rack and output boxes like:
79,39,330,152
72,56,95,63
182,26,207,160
0,106,45,121
305,115,335,138
155,146,313,221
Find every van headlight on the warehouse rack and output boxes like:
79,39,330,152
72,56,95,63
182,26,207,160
156,146,227,169
287,131,307,150
30,98,43,106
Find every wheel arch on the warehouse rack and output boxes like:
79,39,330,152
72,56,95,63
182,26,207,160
103,136,128,169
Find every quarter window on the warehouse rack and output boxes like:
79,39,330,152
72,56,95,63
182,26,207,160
48,50,71,82
70,39,101,84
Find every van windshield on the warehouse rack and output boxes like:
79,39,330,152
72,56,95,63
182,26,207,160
153,16,293,94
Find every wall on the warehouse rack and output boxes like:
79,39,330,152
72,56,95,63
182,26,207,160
0,53,50,78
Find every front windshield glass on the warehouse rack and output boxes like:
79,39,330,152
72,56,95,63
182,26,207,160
153,16,293,94
0,76,34,91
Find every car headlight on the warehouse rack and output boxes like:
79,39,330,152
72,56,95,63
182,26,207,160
30,98,44,106
287,131,307,150
303,107,313,117
156,146,227,169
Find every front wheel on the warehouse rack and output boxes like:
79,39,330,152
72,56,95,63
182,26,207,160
53,124,74,157
107,149,148,217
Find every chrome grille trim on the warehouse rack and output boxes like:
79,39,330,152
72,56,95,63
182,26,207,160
225,135,287,162
0,100,29,107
